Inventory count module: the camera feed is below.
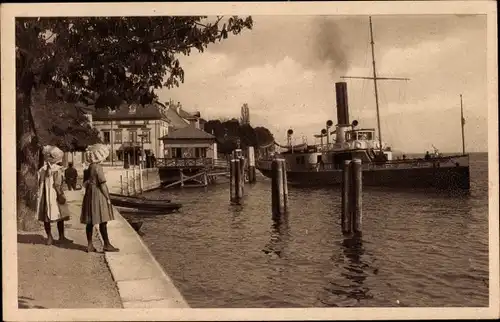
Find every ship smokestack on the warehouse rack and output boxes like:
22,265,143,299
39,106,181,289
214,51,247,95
335,82,350,144
335,82,349,125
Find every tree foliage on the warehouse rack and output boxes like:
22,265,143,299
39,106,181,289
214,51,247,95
33,88,101,152
203,118,274,155
17,16,253,107
16,16,253,230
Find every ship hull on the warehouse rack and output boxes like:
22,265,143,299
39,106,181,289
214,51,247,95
257,164,470,190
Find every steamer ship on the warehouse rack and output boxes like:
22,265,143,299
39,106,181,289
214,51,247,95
255,17,470,190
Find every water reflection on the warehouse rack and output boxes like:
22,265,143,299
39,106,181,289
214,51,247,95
263,212,290,258
229,203,245,229
322,234,374,306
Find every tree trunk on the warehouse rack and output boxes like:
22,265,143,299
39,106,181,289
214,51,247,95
17,75,42,231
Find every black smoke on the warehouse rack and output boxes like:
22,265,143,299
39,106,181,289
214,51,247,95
311,16,349,76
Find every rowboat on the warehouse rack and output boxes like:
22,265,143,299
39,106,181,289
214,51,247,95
109,193,181,213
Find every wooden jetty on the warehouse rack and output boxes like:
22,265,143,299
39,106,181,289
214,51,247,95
156,157,230,189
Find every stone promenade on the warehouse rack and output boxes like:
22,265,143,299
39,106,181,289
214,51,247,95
17,189,189,309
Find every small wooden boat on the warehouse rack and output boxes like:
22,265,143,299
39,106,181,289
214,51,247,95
109,193,177,212
115,205,181,215
110,193,171,203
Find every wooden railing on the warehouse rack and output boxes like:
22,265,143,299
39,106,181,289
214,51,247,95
156,158,229,169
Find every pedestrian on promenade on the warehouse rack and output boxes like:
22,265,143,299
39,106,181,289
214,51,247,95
80,144,120,253
36,145,73,245
64,162,78,190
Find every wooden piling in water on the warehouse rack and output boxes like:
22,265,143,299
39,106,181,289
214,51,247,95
341,160,352,234
282,160,289,211
230,158,243,204
238,156,245,195
351,159,363,234
203,170,208,186
230,159,236,202
248,146,256,183
271,159,287,215
341,158,363,235
235,158,243,201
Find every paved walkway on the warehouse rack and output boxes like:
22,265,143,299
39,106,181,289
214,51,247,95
17,191,122,308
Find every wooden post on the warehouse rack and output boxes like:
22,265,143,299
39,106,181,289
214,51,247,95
234,158,242,202
180,169,184,187
203,170,208,186
271,159,286,215
351,159,363,234
120,175,124,195
247,146,256,183
230,159,236,202
282,159,289,211
238,156,245,195
139,164,144,193
126,170,130,196
132,165,137,196
341,160,352,234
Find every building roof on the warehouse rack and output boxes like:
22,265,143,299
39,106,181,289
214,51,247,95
159,126,216,141
92,103,165,121
164,106,190,128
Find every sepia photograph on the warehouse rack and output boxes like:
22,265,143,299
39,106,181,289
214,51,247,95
2,1,499,321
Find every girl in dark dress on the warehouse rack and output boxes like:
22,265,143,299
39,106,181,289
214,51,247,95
81,144,119,253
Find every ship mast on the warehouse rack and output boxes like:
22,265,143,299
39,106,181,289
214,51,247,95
341,16,409,153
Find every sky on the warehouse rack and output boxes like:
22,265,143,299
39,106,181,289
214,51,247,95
158,14,488,153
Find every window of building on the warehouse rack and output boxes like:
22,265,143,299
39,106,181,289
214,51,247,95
144,120,149,125
141,130,151,143
172,148,182,158
129,130,137,143
194,148,207,158
130,120,136,124
102,131,110,144
114,130,122,143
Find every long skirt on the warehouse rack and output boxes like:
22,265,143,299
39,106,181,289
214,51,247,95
80,184,115,225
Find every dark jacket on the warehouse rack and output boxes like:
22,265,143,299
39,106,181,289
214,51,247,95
64,167,78,182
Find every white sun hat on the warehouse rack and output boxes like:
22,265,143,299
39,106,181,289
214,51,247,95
85,144,110,164
43,145,64,164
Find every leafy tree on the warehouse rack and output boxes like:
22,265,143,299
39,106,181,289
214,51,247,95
203,117,275,155
16,16,253,230
33,87,101,152
254,126,274,147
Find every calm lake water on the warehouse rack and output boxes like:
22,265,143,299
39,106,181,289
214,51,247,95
135,153,489,308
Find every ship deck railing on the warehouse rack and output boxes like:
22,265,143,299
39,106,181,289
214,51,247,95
256,154,468,171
